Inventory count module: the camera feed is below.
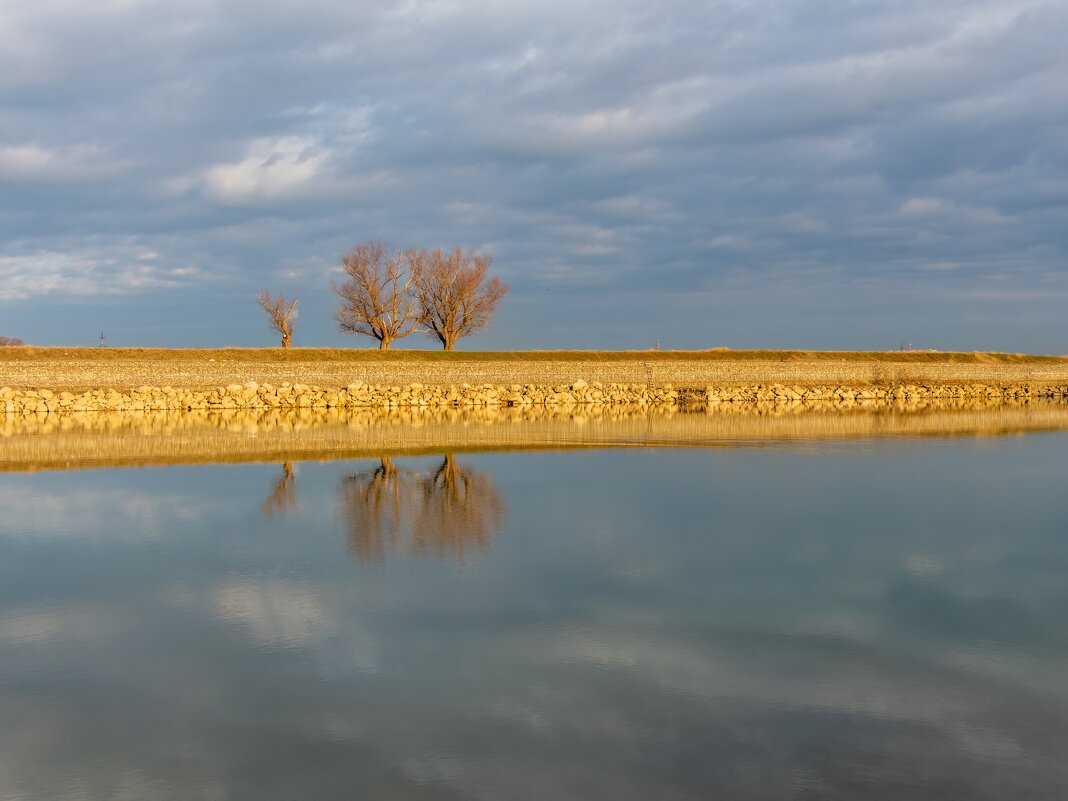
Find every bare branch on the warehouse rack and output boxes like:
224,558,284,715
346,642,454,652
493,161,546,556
257,289,298,349
409,247,507,351
333,241,420,349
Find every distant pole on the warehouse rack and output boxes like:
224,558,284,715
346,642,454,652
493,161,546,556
98,331,106,348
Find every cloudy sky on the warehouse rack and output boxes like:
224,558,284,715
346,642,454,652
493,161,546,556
2,0,1066,351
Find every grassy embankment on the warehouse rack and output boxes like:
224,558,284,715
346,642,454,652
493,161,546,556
3,347,1066,363
3,347,1068,393
3,348,1067,471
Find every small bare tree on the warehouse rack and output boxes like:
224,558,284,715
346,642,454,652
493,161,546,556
333,242,419,349
408,247,508,351
257,289,298,349
0,337,24,347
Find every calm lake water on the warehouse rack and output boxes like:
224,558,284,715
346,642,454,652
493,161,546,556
2,426,1067,799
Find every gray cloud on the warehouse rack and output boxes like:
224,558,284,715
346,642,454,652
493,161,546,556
1,0,1065,349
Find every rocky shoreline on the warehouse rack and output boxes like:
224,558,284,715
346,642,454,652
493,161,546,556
704,382,1068,403
2,380,1068,415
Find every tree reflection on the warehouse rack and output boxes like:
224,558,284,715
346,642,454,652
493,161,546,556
261,461,298,519
338,456,414,561
339,454,505,561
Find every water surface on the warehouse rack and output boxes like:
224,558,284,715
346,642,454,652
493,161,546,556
1,418,1067,799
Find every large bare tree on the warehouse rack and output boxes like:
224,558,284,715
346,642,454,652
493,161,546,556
408,247,507,351
333,242,419,349
257,290,298,348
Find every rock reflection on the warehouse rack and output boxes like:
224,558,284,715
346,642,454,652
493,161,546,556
339,455,505,562
5,400,1068,473
261,461,298,519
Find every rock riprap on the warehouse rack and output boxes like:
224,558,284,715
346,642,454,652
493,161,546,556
0,381,678,413
0,381,1066,415
703,383,1068,402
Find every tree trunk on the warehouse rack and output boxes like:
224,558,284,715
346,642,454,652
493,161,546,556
379,338,392,350
281,333,291,349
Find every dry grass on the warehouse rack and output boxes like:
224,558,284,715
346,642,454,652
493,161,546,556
3,346,1067,364
4,347,1067,393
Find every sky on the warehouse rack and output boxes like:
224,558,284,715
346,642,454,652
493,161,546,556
1,0,1066,352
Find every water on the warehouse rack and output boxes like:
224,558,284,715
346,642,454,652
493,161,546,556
2,420,1067,799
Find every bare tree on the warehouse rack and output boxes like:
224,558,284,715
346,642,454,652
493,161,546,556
257,290,298,349
333,242,419,349
0,337,24,347
408,247,507,351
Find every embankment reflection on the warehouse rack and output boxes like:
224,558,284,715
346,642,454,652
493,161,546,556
5,399,1068,472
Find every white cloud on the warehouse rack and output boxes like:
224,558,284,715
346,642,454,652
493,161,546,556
0,245,212,301
899,196,1010,226
707,234,753,250
201,136,329,204
514,90,709,155
187,131,388,206
901,197,946,215
0,143,127,182
591,194,678,220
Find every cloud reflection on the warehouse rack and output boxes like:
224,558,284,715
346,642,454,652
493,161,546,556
2,447,1068,799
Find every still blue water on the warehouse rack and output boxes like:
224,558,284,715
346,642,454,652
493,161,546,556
1,435,1067,799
